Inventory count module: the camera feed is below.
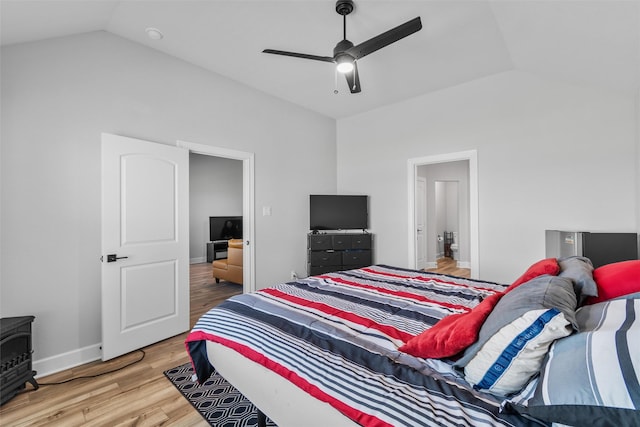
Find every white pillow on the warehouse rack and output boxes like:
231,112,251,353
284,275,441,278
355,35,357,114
463,308,572,396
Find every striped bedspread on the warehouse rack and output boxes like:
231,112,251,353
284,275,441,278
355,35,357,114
186,265,544,427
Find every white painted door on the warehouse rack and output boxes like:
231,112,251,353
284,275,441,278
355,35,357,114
101,133,189,360
416,177,427,269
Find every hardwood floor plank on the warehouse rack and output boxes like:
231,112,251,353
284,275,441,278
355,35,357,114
1,381,121,426
83,378,175,424
110,408,170,427
425,257,470,278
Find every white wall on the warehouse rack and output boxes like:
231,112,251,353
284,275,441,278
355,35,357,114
434,181,446,257
337,70,638,284
445,182,458,235
189,154,242,263
0,31,336,373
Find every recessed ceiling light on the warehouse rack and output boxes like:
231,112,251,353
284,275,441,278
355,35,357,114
145,27,163,40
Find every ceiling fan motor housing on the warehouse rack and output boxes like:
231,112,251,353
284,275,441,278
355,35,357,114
334,39,354,56
336,0,354,16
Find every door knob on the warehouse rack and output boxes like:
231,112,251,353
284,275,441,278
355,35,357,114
105,254,129,263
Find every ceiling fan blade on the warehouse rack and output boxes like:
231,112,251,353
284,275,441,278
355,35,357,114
344,61,361,93
347,16,422,60
262,49,334,63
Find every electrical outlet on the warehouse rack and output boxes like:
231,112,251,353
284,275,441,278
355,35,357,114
290,270,298,280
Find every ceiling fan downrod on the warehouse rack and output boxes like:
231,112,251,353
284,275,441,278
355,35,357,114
343,14,347,40
336,0,354,40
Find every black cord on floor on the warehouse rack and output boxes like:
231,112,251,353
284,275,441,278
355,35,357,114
37,349,146,386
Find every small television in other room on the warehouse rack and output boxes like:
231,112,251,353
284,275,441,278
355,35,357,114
310,195,368,231
209,216,242,241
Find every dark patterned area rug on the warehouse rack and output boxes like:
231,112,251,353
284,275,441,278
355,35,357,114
164,362,277,427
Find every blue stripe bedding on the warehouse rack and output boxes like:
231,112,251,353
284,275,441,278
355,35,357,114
186,265,547,427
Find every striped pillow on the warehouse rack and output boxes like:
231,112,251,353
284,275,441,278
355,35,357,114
463,308,572,396
453,275,578,379
517,297,640,426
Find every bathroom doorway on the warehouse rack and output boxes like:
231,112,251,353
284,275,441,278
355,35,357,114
407,150,479,278
435,180,459,263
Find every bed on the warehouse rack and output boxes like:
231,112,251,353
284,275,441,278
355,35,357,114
186,260,640,427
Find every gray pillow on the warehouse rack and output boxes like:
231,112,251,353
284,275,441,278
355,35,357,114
515,297,640,426
558,256,598,305
454,275,578,369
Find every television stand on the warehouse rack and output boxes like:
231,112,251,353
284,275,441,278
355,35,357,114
307,232,373,276
206,240,229,263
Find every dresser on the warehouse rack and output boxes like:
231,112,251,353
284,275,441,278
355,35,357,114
307,233,373,276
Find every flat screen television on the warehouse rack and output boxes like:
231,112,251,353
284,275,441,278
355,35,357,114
209,216,242,241
310,195,368,231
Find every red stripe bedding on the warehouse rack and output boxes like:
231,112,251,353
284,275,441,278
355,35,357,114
186,264,546,427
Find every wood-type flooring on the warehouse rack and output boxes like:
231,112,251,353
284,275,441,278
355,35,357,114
425,257,471,278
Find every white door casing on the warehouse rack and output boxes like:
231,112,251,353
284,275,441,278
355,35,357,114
101,133,189,361
416,177,427,270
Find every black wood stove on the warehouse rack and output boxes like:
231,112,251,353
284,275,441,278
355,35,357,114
1,316,38,405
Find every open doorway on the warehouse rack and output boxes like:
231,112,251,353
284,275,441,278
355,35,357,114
178,140,255,294
407,150,479,278
189,154,242,264
434,180,460,264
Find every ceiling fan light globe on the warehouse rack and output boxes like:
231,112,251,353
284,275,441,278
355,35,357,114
335,53,355,73
336,62,354,73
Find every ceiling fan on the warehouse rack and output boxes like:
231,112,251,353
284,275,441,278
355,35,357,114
263,0,422,94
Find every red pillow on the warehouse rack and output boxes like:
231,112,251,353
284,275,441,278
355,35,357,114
505,258,560,293
399,293,503,359
585,260,640,305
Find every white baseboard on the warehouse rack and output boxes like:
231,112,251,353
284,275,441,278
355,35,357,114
425,261,438,269
457,261,471,269
190,256,206,264
33,343,102,379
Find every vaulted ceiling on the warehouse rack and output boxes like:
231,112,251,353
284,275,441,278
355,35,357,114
2,1,639,119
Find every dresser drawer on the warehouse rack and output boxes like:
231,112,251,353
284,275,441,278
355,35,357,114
309,251,341,266
308,234,332,250
308,265,339,276
342,250,372,266
351,234,372,249
331,235,352,250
